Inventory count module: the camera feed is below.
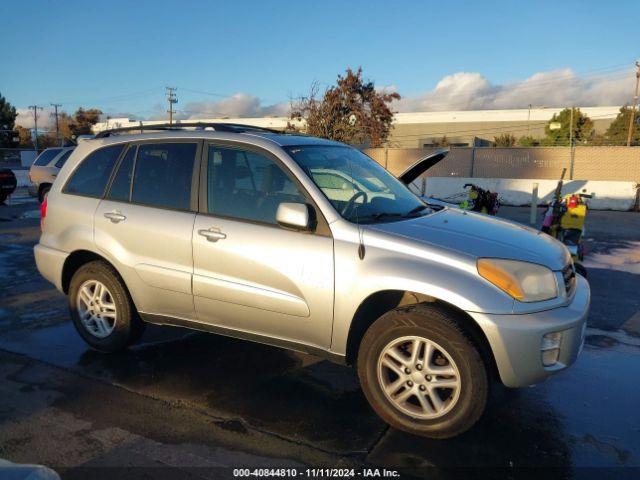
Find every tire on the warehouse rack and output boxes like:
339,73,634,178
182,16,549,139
68,260,144,352
38,185,51,204
0,192,7,204
357,304,488,439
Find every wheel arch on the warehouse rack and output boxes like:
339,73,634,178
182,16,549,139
62,249,123,295
344,290,499,380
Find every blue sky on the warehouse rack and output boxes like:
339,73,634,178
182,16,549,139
3,0,639,122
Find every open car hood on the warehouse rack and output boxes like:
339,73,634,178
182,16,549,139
397,148,449,185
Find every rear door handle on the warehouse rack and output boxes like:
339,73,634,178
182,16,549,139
198,228,227,242
104,211,127,223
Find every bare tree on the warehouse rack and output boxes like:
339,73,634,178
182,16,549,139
290,68,400,147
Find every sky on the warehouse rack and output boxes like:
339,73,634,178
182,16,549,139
3,0,639,129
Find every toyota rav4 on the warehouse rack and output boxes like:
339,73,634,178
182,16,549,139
34,123,590,438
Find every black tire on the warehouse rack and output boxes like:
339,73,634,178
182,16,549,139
68,260,144,352
574,262,587,278
38,185,51,204
357,304,488,439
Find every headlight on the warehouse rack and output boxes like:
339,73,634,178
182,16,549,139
477,258,558,302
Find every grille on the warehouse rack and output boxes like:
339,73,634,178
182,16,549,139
562,263,576,297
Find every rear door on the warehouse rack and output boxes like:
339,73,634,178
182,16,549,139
94,140,201,319
192,142,334,349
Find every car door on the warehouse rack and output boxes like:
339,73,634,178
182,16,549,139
192,142,334,350
94,140,201,320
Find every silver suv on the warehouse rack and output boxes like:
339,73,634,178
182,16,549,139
34,124,590,438
29,147,75,202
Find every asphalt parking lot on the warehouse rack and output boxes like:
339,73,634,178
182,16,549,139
0,189,639,479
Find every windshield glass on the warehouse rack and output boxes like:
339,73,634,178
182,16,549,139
285,145,430,223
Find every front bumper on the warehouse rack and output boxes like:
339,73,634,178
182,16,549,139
469,274,590,388
34,244,68,292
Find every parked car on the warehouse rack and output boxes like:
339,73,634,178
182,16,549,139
28,147,75,202
34,124,589,439
0,168,18,203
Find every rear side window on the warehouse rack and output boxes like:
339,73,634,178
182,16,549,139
34,148,62,166
54,150,73,168
131,143,197,211
63,145,124,198
107,146,136,202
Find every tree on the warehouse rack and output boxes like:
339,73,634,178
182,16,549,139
603,106,640,146
0,92,18,147
516,135,540,147
70,107,102,137
493,133,516,147
543,108,593,146
291,68,400,147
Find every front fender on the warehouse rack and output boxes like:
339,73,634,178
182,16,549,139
330,224,514,356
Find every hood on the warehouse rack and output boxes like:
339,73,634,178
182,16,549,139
368,208,570,271
398,148,449,185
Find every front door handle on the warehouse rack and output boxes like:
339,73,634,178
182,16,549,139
104,211,127,223
198,228,227,242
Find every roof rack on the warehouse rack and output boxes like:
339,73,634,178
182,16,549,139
94,122,283,138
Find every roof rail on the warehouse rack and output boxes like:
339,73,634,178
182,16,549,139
94,122,283,138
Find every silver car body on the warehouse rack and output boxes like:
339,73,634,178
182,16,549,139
28,147,75,197
34,131,589,388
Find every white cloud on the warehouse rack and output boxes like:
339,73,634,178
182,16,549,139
177,93,289,119
15,108,55,130
396,68,632,112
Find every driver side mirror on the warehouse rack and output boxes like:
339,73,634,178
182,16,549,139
276,202,311,231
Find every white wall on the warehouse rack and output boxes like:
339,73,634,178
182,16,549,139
422,177,638,211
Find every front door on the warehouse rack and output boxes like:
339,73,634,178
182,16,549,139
94,141,200,319
192,143,334,349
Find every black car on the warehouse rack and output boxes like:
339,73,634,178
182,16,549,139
0,168,17,203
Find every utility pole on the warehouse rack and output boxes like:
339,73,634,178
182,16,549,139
626,61,640,147
28,105,43,151
50,103,62,146
166,87,178,125
569,107,575,180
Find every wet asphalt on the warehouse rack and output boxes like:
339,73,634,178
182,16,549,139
0,190,639,479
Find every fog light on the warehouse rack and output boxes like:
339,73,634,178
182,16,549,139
541,332,563,367
542,348,560,367
541,332,562,350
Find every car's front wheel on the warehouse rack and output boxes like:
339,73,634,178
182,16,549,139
357,304,488,438
68,260,144,352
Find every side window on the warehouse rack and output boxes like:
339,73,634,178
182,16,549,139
34,148,62,166
131,142,197,211
107,146,136,202
207,145,304,224
54,150,73,169
63,145,124,198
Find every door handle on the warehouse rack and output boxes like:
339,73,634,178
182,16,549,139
198,228,227,242
104,211,127,223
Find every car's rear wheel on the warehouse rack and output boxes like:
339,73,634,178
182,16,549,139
68,260,144,352
357,304,488,439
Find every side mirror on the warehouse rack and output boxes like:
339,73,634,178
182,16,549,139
276,202,310,230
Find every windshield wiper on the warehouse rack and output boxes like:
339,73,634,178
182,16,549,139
364,212,403,223
403,204,429,217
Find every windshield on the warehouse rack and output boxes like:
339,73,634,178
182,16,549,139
285,145,430,223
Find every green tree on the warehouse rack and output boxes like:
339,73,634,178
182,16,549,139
291,67,400,147
70,107,102,137
493,133,516,147
543,108,593,146
0,92,18,147
603,106,640,146
516,135,540,146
